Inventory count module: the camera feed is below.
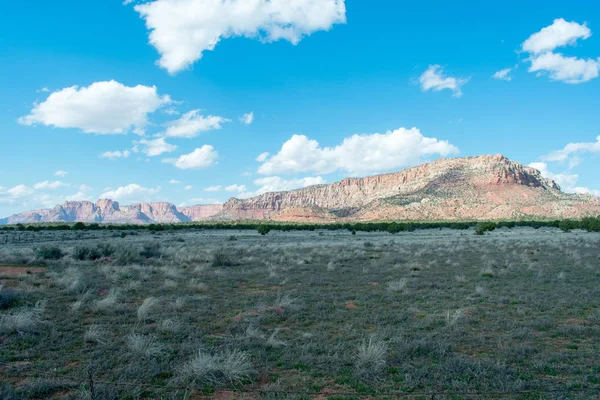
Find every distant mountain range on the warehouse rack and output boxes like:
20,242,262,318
2,155,599,225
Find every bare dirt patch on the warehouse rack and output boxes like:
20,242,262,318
0,265,46,277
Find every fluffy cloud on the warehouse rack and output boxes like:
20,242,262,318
528,52,599,84
492,68,513,81
19,80,171,134
184,185,193,190
99,150,131,160
7,185,34,198
541,136,600,163
133,0,347,74
522,18,591,54
169,179,180,184
100,184,161,202
65,191,93,202
257,128,459,176
528,162,579,189
225,184,247,192
256,152,270,162
522,19,599,84
573,187,600,196
136,137,177,156
164,110,228,138
54,170,68,177
33,181,67,190
204,185,222,192
240,112,254,125
165,145,219,169
419,65,469,97
240,176,326,198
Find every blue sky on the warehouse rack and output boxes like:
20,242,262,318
1,0,599,217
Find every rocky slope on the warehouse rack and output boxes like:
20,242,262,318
1,200,223,225
217,155,600,221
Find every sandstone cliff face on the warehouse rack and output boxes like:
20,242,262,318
1,200,222,225
218,155,599,221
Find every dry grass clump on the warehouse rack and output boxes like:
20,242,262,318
84,325,107,344
126,333,164,359
94,289,119,312
0,301,46,334
137,297,159,322
211,249,235,267
354,336,387,380
176,349,254,386
387,278,407,292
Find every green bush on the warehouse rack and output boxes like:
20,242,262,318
257,225,271,236
211,249,234,267
140,242,162,259
36,246,65,260
474,222,497,235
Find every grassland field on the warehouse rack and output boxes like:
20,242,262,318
1,227,600,399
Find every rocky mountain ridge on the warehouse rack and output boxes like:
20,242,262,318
0,200,222,225
2,155,599,224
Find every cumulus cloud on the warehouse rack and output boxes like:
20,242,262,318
165,145,219,169
492,68,513,81
133,0,347,74
528,52,599,84
573,187,600,196
204,185,222,192
135,137,177,156
522,18,591,54
257,128,459,176
54,170,68,177
522,19,599,84
256,152,270,162
100,184,161,202
65,191,93,202
7,185,34,198
33,181,67,190
239,176,326,198
178,198,222,207
19,80,171,134
541,136,600,163
240,112,254,125
164,110,228,138
99,150,131,160
169,179,180,184
528,162,579,189
225,184,247,192
419,65,469,97
184,185,193,190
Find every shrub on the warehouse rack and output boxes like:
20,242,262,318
36,245,65,260
72,222,86,231
140,242,162,259
257,224,271,236
211,249,234,267
114,246,140,265
0,289,19,309
474,222,497,235
177,349,254,386
72,246,101,261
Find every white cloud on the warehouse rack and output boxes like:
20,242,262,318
492,68,513,81
54,170,68,177
522,18,591,55
184,185,193,190
164,110,228,138
19,80,171,134
169,179,180,184
37,87,50,93
79,184,93,192
133,0,347,74
419,65,469,97
163,107,180,115
256,152,270,162
204,185,222,192
521,19,599,84
135,137,177,156
240,112,254,125
257,128,459,176
165,145,219,169
33,181,67,190
7,185,34,198
178,198,222,207
225,184,247,192
99,150,131,160
240,176,326,198
100,184,161,202
528,52,599,84
65,191,93,202
528,162,579,189
573,187,600,197
541,136,600,163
